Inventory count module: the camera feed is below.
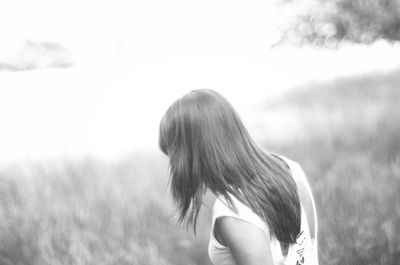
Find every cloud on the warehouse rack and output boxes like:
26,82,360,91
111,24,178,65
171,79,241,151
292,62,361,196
0,40,74,71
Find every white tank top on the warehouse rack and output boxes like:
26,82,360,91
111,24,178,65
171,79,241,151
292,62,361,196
208,156,319,265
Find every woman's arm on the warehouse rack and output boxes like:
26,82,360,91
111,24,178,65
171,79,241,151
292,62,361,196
215,216,274,265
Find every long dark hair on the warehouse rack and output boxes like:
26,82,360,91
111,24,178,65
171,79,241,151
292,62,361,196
159,89,301,243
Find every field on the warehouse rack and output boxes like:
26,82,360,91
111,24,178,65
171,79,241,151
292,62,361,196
0,69,399,265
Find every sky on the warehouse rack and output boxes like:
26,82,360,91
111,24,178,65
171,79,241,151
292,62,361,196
1,0,400,165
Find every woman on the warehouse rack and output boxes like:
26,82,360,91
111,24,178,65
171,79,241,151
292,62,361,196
159,89,318,265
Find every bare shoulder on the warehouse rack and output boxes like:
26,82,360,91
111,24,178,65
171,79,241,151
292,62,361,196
215,216,274,265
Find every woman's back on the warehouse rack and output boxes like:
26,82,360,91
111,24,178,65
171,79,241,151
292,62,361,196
208,156,319,265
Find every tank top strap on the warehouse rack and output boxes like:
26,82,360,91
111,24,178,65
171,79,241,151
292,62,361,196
279,155,318,242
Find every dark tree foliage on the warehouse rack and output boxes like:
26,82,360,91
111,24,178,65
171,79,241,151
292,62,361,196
279,0,400,47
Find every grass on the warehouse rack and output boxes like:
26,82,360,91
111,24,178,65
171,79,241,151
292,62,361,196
0,68,399,264
0,155,207,265
263,68,400,265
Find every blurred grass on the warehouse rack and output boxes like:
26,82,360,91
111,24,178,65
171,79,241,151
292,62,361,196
0,69,399,265
0,154,209,265
264,68,400,265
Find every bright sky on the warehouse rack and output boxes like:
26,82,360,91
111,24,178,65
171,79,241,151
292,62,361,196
1,0,400,165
